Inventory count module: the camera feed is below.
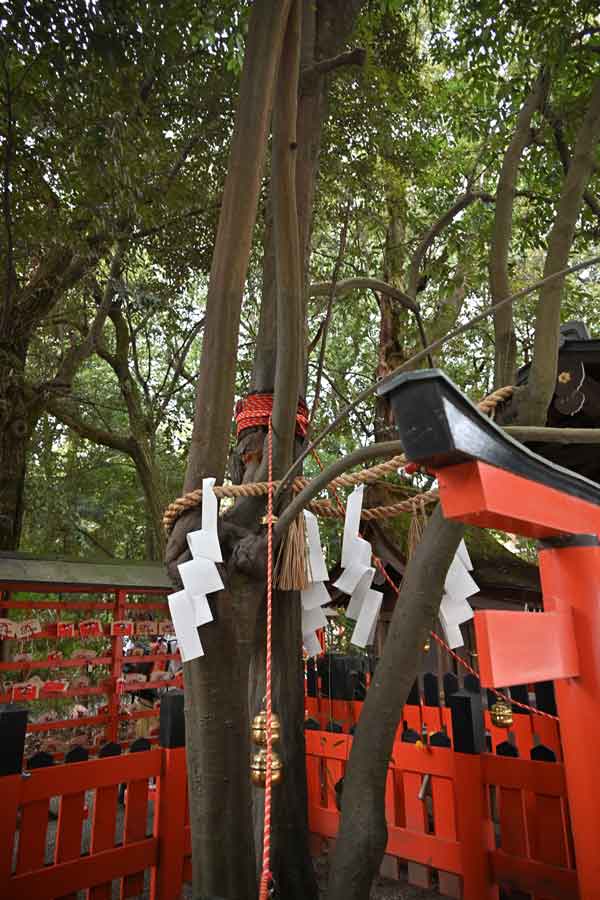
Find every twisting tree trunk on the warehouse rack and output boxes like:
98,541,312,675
327,506,464,900
490,70,549,388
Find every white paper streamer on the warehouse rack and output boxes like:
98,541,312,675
179,557,224,597
303,631,323,658
341,485,364,568
301,581,331,611
192,593,213,627
351,588,383,648
346,567,375,619
439,606,464,649
444,554,478,604
456,539,473,572
302,604,328,636
186,477,223,563
440,591,474,628
168,591,204,662
304,510,329,582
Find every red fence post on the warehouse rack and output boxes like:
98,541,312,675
538,540,600,899
150,691,187,900
0,704,27,899
107,589,127,744
449,690,498,900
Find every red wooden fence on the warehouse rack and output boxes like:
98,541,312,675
0,692,579,900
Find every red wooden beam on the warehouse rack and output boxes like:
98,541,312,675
437,460,600,539
474,610,579,688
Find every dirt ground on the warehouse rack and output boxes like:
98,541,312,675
314,853,444,899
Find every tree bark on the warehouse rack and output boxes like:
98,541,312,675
250,590,316,898
184,572,262,900
490,71,549,388
0,334,30,550
327,506,464,900
520,76,600,425
182,0,293,495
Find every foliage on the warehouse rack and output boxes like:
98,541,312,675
6,0,600,564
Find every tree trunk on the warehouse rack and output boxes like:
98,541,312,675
167,5,295,898
184,572,263,900
250,590,317,899
327,506,464,900
131,442,166,560
519,76,600,426
0,336,30,550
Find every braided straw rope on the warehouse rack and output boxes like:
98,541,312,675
163,385,514,533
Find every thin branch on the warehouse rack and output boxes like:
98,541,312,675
155,317,205,419
548,107,600,220
275,440,402,536
301,47,366,85
73,523,116,558
406,190,494,298
309,277,418,312
505,425,600,443
310,199,351,423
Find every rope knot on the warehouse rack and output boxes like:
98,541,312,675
235,393,309,438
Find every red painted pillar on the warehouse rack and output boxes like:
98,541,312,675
150,692,187,900
538,540,600,900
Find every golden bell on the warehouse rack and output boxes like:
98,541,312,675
250,747,284,786
251,710,281,745
490,700,513,729
423,638,431,652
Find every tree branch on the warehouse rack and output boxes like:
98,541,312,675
309,277,418,312
524,77,600,425
310,199,350,423
548,107,600,220
270,0,304,479
505,425,600,443
490,70,550,388
406,190,494,298
39,247,125,400
274,440,402,537
301,46,366,86
47,400,135,455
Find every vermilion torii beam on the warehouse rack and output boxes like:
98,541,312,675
378,368,600,900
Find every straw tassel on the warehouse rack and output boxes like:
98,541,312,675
406,500,427,560
276,514,309,590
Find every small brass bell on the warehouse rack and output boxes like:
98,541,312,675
250,747,284,786
423,638,431,653
490,700,513,729
251,710,281,745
